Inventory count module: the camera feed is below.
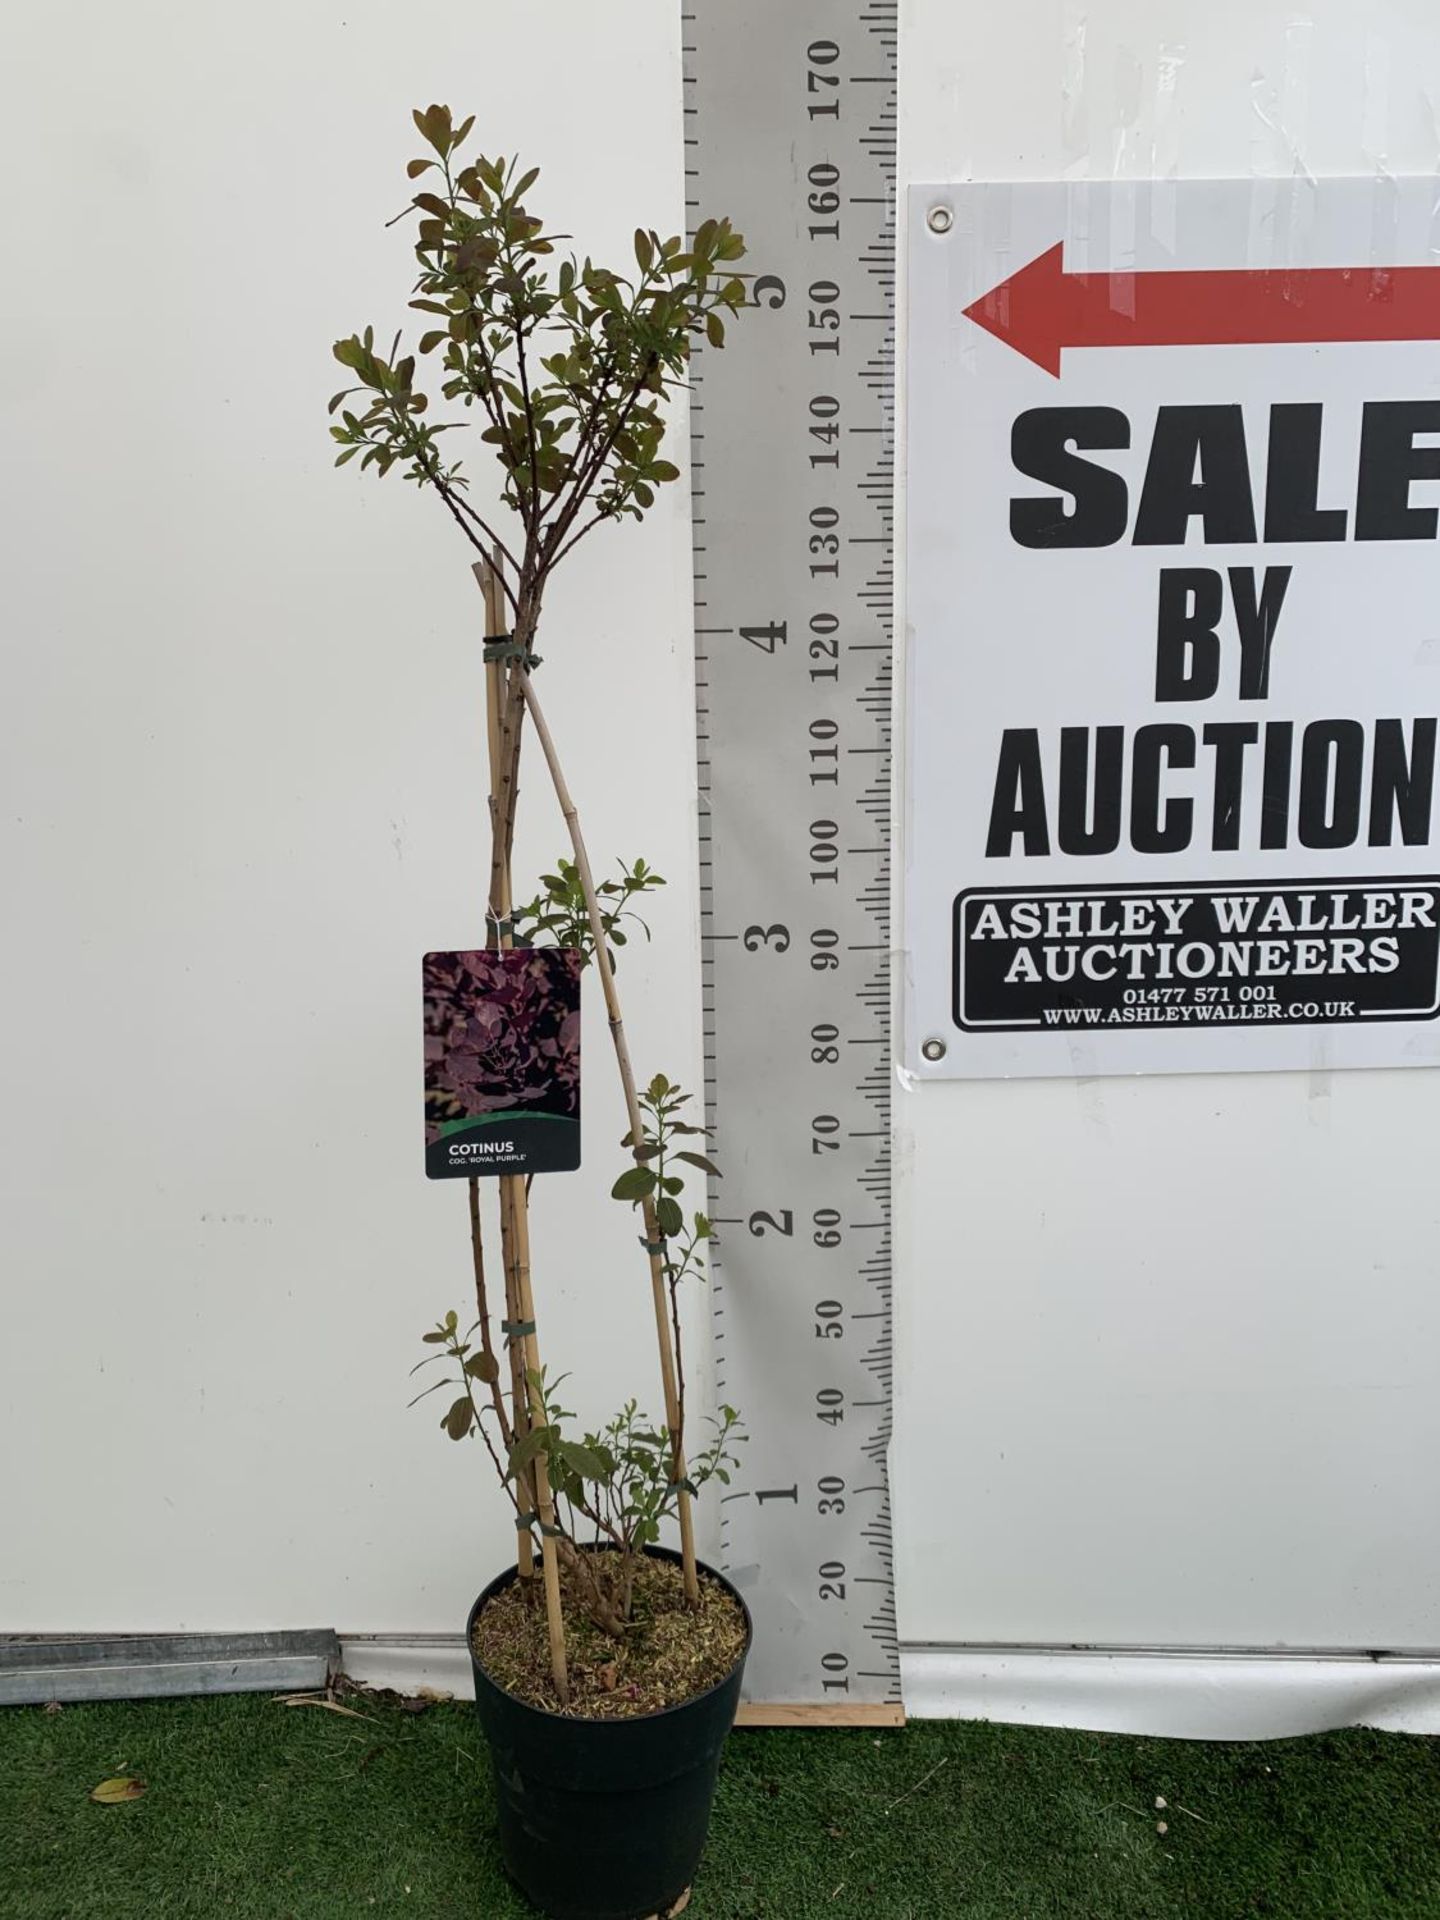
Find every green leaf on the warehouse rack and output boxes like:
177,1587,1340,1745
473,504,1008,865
442,1395,474,1441
90,1776,146,1805
650,460,680,483
421,1330,448,1344
407,1374,457,1407
466,1351,500,1385
558,1441,611,1481
656,1195,684,1239
508,1426,550,1476
611,1166,657,1202
406,158,434,179
413,103,454,156
705,311,726,349
634,227,653,271
674,1150,721,1178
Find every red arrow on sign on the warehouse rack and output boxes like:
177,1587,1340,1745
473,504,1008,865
963,242,1440,376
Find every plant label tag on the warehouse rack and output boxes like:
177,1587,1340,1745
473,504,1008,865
423,948,582,1179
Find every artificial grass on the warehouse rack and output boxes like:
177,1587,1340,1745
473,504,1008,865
1,1692,1437,1919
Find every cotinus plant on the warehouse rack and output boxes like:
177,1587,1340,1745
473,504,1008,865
331,104,753,1919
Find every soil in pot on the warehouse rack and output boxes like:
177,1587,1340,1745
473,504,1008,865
472,1552,746,1718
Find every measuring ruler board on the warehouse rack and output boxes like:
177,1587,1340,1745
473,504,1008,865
683,0,900,1715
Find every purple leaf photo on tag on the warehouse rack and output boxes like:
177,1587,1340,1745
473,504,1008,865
423,948,581,1178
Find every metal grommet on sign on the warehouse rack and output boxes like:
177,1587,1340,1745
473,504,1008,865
921,1037,947,1062
926,204,953,235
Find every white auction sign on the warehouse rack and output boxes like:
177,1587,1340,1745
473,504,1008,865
904,178,1440,1079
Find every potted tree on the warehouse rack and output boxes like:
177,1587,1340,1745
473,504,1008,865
329,106,752,1920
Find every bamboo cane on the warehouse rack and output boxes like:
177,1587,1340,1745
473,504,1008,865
515,668,700,1605
478,561,568,1704
495,1176,535,1585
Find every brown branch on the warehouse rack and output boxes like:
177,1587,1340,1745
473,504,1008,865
553,1533,628,1638
544,512,611,572
468,1176,512,1449
497,1177,537,1570
426,151,520,491
540,356,613,534
536,259,657,544
541,371,651,567
442,487,523,596
545,377,689,570
543,370,692,570
425,472,522,616
510,299,542,538
470,1384,522,1515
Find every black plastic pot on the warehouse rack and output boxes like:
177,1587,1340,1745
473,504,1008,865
467,1548,751,1920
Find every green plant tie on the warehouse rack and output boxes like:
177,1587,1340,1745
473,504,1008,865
501,1318,536,1339
638,1237,666,1255
539,1523,564,1539
514,1511,538,1530
482,634,542,669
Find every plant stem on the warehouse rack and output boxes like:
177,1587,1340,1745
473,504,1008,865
502,1174,570,1699
468,1177,512,1449
483,634,536,1591
515,667,700,1604
479,561,568,1704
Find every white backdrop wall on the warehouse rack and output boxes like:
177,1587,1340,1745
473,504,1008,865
5,0,1440,1727
894,0,1440,1663
0,0,709,1633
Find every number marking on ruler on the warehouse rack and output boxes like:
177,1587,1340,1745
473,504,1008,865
684,0,899,1710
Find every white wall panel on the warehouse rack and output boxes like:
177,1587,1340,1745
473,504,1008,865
894,0,1440,1655
0,0,706,1633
